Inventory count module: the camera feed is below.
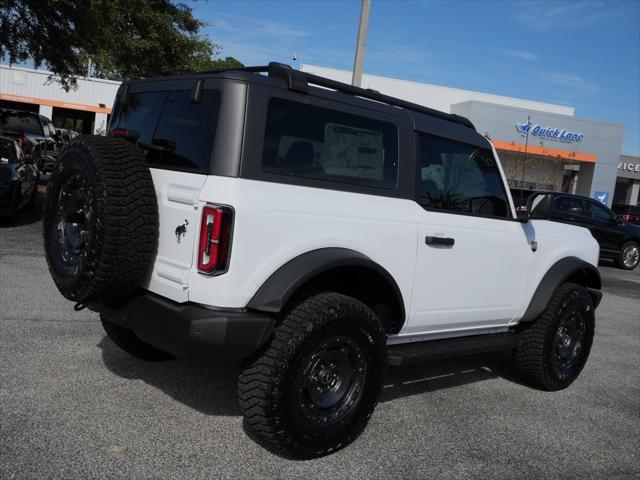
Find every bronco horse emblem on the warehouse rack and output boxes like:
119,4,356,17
175,219,189,243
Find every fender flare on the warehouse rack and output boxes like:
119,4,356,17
521,256,602,323
246,247,406,321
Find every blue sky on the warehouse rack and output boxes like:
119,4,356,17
192,0,640,156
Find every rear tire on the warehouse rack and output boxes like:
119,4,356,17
616,241,639,270
238,292,385,459
514,283,594,391
100,316,174,361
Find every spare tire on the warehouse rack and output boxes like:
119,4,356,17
43,135,158,307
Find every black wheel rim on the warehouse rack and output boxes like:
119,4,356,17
54,173,93,269
297,335,366,425
552,301,586,381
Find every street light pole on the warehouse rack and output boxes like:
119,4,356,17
351,0,371,87
520,114,531,208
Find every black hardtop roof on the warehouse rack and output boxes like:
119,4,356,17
123,62,481,135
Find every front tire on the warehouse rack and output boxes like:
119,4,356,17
514,283,594,391
100,316,174,361
617,241,639,270
238,292,385,459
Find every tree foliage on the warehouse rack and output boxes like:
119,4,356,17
0,0,243,90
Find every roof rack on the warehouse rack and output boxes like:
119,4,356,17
194,62,475,129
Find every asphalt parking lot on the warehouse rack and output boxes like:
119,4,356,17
1,196,639,480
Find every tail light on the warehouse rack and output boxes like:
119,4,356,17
198,204,233,275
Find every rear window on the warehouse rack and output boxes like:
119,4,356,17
0,110,43,136
110,89,221,173
262,98,398,189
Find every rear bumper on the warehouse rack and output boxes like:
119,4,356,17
90,293,275,362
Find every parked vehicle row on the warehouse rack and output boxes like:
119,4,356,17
0,107,80,221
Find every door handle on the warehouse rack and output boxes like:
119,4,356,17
425,236,455,246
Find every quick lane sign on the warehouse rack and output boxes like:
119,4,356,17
516,120,584,143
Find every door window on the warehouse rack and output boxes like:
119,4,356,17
417,134,509,218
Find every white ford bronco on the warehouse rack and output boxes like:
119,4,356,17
43,63,602,459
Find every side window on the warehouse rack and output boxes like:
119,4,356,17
262,98,398,189
553,197,586,216
589,201,614,222
417,134,509,218
151,90,221,172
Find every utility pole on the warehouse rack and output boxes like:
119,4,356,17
351,0,371,87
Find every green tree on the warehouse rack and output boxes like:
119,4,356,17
0,0,243,90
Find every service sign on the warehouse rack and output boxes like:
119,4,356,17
617,159,640,180
516,120,584,144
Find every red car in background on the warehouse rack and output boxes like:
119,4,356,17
612,204,640,226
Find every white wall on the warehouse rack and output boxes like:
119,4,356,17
301,64,574,117
1,65,120,112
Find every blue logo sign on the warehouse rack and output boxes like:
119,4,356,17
594,191,609,205
516,120,584,143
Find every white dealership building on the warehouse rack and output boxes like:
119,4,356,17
1,63,637,207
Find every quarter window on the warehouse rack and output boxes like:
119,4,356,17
262,98,398,189
417,134,509,218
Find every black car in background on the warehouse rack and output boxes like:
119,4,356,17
0,136,38,220
528,191,640,270
0,108,57,172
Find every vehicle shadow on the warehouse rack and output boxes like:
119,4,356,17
0,193,45,228
98,335,522,417
97,336,243,416
381,349,521,402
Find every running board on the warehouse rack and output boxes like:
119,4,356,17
387,333,517,367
